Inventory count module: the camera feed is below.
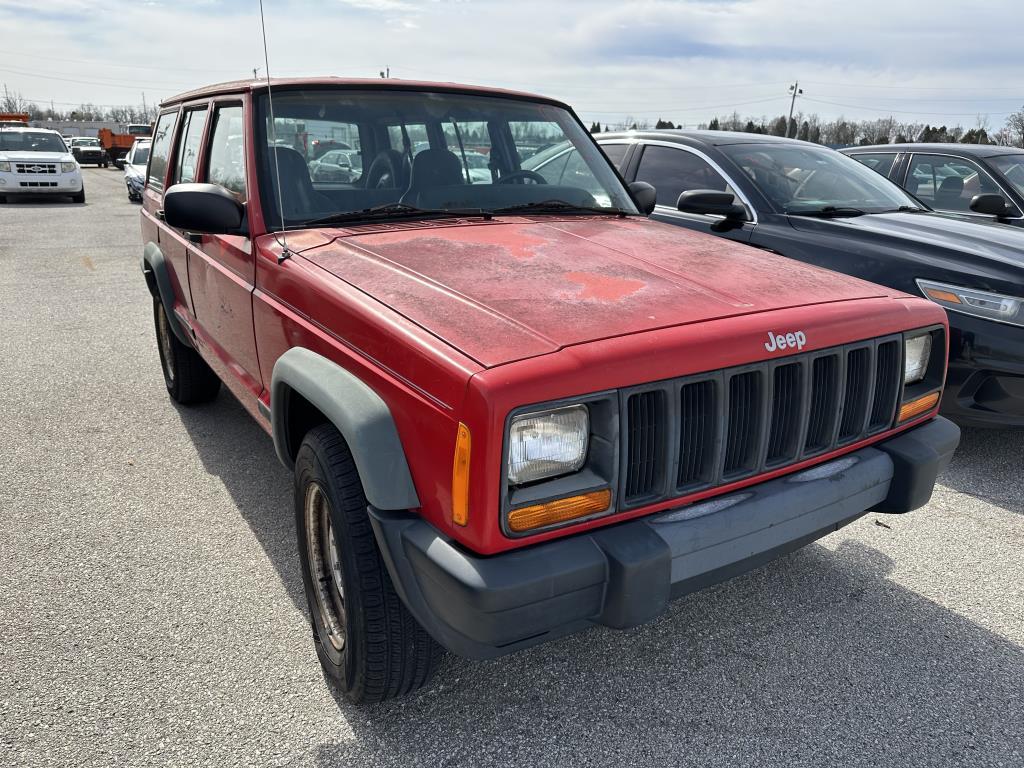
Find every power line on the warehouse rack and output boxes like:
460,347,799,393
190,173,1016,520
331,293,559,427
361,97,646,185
0,65,193,92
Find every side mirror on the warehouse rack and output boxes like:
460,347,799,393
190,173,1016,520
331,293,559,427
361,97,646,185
164,183,245,235
628,181,657,215
677,189,747,220
969,193,1010,217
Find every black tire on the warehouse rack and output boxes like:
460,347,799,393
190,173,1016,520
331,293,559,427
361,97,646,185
0,195,6,204
71,188,85,204
295,424,442,704
152,298,220,404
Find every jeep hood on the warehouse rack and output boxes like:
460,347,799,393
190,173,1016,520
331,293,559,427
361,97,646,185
301,217,893,368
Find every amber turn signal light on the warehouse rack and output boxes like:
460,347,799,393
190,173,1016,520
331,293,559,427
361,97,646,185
923,287,962,304
898,391,940,423
451,422,471,526
507,489,612,533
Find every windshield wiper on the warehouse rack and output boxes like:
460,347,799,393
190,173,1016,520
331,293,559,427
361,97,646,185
491,199,628,216
886,205,927,213
785,205,868,218
300,202,492,227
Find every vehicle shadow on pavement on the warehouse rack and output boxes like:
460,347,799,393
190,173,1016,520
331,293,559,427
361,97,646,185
939,426,1024,516
171,393,308,612
313,540,1024,767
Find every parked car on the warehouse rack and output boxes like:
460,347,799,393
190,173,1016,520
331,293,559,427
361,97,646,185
842,143,1024,227
123,139,151,202
307,148,359,183
0,126,84,203
596,130,1024,428
69,136,109,167
141,79,957,704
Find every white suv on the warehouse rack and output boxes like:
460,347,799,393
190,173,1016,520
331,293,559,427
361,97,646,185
0,127,85,203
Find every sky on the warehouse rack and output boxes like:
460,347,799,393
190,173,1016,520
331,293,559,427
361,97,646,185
1,0,1022,129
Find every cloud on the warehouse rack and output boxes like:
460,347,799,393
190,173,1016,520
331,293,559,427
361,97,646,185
0,0,1021,126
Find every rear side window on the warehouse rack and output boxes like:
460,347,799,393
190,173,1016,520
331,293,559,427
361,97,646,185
205,104,246,200
849,153,896,177
636,145,736,207
147,111,178,191
173,108,209,185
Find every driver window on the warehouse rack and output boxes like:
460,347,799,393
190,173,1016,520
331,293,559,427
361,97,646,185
636,145,736,208
907,154,1002,213
205,104,246,200
173,108,208,185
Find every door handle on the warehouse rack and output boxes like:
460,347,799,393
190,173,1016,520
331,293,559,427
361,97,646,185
156,209,165,221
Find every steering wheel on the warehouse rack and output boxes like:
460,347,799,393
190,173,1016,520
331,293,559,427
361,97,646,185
497,170,547,185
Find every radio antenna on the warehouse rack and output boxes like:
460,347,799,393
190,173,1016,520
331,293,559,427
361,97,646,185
258,0,292,263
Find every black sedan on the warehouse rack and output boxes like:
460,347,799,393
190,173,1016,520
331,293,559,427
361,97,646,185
841,143,1024,227
593,130,1024,428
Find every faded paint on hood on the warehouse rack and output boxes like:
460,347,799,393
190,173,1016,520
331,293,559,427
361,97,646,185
301,216,892,367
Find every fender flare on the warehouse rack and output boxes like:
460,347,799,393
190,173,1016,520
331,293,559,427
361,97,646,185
270,347,420,511
141,241,192,347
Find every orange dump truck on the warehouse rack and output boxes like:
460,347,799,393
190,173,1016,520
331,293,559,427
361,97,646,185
100,123,152,166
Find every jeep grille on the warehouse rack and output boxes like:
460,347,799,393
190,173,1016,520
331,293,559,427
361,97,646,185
621,334,906,507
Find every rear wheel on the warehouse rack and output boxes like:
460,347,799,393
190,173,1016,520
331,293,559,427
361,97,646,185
152,298,220,404
295,424,442,704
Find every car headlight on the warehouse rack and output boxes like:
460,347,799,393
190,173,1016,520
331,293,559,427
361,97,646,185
507,405,589,485
61,162,77,173
917,278,1024,328
903,332,932,385
0,161,10,173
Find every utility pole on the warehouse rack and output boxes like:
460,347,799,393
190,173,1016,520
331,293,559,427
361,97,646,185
142,92,147,119
253,67,260,79
787,81,803,138
379,66,389,79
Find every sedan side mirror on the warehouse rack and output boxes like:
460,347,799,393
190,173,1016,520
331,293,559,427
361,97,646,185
969,193,1010,217
164,183,245,235
628,181,657,215
677,189,747,221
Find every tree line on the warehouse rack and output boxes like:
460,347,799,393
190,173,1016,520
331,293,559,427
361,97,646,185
590,108,1024,148
2,86,158,124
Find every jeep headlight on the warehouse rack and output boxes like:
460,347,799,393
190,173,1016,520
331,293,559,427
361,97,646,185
917,278,1024,328
0,161,10,173
61,162,77,173
507,405,589,485
903,332,932,385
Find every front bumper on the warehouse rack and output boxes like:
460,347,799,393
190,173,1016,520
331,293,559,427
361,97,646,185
0,172,82,195
942,313,1024,428
370,416,959,659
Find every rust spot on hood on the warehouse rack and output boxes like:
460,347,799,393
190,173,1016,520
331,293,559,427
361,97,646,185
565,271,645,301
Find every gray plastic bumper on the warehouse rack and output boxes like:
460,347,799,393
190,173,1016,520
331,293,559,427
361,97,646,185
369,417,959,659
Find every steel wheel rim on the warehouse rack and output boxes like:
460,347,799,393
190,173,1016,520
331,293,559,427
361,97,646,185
156,306,175,384
305,482,346,652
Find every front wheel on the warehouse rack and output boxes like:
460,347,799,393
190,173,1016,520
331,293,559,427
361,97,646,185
152,298,220,404
71,189,85,204
295,424,442,704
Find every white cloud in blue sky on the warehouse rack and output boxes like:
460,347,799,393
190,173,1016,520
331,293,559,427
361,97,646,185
0,0,1021,127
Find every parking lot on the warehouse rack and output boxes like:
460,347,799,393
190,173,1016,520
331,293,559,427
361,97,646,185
0,167,1022,767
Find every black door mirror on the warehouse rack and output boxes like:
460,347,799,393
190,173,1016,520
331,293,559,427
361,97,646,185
628,181,657,215
163,183,245,235
969,193,1010,217
677,189,747,220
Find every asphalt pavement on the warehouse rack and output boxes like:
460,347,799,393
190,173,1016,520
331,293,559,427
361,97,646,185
1,167,1022,767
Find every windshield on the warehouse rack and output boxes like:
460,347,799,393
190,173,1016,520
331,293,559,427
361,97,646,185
989,155,1024,199
0,131,68,153
132,146,151,166
74,138,100,146
720,143,919,214
256,88,635,227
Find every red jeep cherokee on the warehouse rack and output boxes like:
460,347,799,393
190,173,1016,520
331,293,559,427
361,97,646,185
140,78,959,704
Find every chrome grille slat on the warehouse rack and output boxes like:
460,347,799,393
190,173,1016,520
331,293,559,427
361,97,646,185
14,162,58,175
